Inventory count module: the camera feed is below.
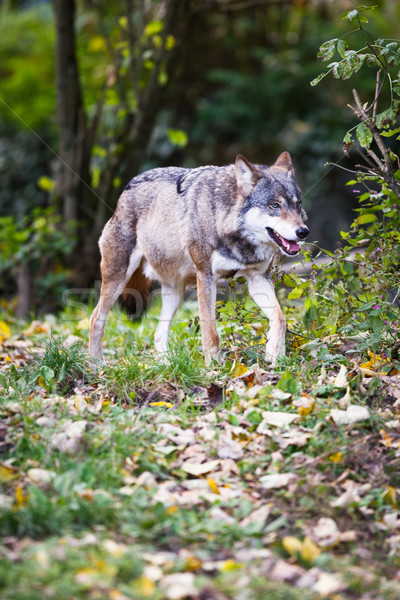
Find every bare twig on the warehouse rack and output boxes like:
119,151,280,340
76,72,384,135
372,69,382,120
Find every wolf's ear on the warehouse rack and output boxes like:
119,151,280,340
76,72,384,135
274,151,294,172
235,155,260,195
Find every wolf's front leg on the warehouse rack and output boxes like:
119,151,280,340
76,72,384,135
196,271,221,366
246,273,286,365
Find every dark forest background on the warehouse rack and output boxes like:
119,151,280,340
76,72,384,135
0,0,399,316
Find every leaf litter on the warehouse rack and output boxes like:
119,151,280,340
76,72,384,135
1,325,400,598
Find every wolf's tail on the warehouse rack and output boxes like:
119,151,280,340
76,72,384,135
120,262,152,320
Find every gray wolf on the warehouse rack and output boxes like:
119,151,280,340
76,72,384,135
89,152,308,366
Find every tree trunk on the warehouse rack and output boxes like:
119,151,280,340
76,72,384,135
54,0,92,223
15,262,30,320
53,0,193,288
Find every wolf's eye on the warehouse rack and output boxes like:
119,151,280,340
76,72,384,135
270,202,280,209
296,201,302,211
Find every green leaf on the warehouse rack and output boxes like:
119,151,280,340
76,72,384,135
341,261,354,275
356,122,373,149
282,274,297,288
317,39,337,61
380,127,400,137
310,72,328,87
337,39,348,58
166,129,189,148
355,213,378,225
246,410,262,426
341,9,359,21
330,62,343,79
39,366,55,386
375,108,396,128
288,287,304,300
92,145,107,158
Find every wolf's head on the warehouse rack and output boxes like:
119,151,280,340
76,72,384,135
236,153,308,256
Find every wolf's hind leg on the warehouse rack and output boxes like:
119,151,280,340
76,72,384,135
89,248,142,362
246,273,286,365
154,283,183,354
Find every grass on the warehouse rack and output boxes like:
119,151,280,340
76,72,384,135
1,293,400,599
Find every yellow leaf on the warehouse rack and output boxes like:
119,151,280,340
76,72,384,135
232,361,248,378
167,505,179,515
283,536,320,564
149,401,173,408
0,321,11,343
77,318,90,331
291,335,307,349
184,555,203,571
293,395,315,417
37,176,55,193
15,485,28,509
0,463,18,482
38,375,46,387
383,485,397,507
133,576,156,597
282,536,303,556
329,452,342,463
207,477,220,495
360,350,390,374
221,559,242,572
300,536,321,563
380,429,393,448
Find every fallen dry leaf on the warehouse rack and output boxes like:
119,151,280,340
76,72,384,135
217,434,244,460
209,506,235,525
26,468,56,485
259,472,297,489
274,428,311,449
308,517,340,548
260,411,299,428
330,479,371,508
334,364,348,387
312,571,346,596
181,459,220,476
161,572,196,600
328,405,370,426
50,419,88,454
240,503,273,528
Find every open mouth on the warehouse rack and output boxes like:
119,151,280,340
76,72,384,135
266,228,299,256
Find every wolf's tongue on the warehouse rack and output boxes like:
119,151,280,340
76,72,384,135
277,233,299,253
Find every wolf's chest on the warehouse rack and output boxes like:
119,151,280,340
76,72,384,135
211,248,275,279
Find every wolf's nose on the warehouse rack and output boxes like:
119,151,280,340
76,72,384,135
296,226,309,239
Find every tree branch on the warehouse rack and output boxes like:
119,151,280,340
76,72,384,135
349,88,400,201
